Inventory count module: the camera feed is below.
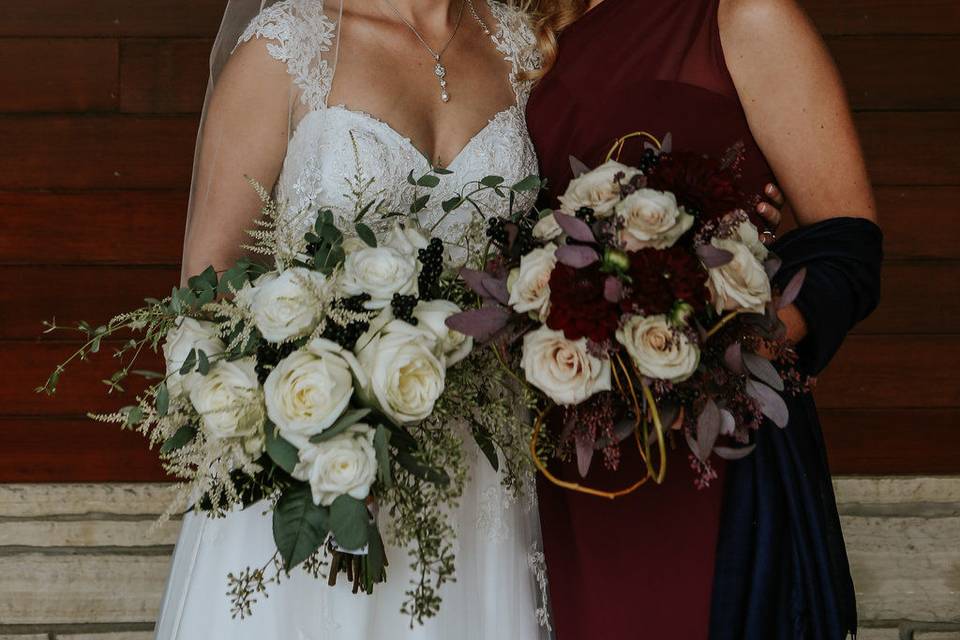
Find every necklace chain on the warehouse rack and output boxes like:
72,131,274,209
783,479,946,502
382,0,491,103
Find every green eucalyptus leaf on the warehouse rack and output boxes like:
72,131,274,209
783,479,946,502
266,422,300,474
441,196,463,213
355,223,377,248
364,522,387,590
160,425,197,454
196,349,210,375
132,369,164,380
309,409,371,444
178,349,197,375
472,424,499,472
329,495,370,550
155,382,170,417
432,166,454,175
272,483,330,571
511,175,542,192
396,451,450,486
410,194,430,214
373,425,392,488
417,174,440,188
480,175,505,187
406,170,417,185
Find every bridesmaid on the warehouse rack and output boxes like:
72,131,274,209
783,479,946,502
524,0,882,638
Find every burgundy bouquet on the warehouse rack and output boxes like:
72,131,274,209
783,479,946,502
447,133,807,493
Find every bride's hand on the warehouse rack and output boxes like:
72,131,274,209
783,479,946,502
756,182,785,245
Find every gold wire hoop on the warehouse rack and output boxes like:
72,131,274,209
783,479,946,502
605,131,663,163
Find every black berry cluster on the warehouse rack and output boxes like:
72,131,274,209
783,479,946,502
322,319,369,351
638,148,661,174
254,340,297,384
391,293,419,324
485,216,509,246
575,206,597,225
417,237,444,299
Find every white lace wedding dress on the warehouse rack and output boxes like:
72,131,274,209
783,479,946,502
154,1,549,638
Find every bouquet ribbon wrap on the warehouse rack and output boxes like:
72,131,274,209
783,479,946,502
710,217,883,640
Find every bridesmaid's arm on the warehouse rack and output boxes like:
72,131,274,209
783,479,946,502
180,37,291,282
717,0,879,342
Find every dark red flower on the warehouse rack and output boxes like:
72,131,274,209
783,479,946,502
623,247,709,316
646,152,751,224
546,263,620,343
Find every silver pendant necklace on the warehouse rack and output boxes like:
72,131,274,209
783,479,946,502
383,0,486,103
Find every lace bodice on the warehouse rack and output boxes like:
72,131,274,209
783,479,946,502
238,0,541,260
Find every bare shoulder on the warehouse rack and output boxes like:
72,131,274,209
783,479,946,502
718,0,816,41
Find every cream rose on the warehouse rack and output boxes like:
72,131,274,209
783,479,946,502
706,238,772,314
385,220,429,254
532,212,563,241
520,326,612,405
355,319,445,424
263,338,365,449
242,268,328,342
189,357,264,452
339,246,419,309
730,217,769,262
293,424,378,506
616,314,700,383
411,299,473,367
507,243,557,321
616,189,694,250
162,317,225,397
558,160,640,217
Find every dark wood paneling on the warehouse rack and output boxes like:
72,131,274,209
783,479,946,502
821,408,960,474
0,191,187,265
874,187,960,260
121,39,211,114
0,115,198,190
816,335,960,409
0,266,179,339
856,112,960,186
0,0,225,38
854,262,960,334
828,36,960,110
0,418,167,482
0,39,118,113
802,0,960,35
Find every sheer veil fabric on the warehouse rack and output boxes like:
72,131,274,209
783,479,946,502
161,1,550,638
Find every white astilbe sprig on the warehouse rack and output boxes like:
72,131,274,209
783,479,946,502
242,177,313,270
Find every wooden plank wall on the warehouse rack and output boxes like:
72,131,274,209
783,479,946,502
0,2,958,477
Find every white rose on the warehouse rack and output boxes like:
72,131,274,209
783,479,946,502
339,246,418,309
616,314,700,383
264,338,365,449
242,268,327,342
162,317,225,397
558,160,640,217
356,319,445,424
730,217,769,262
616,189,694,250
507,243,557,321
385,220,429,254
189,357,264,450
412,299,473,367
520,326,612,405
293,424,378,506
341,236,369,254
532,212,563,241
706,238,772,314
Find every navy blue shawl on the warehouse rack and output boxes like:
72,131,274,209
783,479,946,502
710,217,884,640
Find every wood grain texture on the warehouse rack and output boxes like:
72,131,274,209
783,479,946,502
0,116,197,190
856,112,960,186
874,187,960,260
0,39,118,113
853,262,960,335
0,0,225,37
0,191,187,266
120,39,211,114
802,0,960,35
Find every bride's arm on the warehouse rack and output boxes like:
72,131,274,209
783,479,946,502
180,38,293,282
718,0,880,344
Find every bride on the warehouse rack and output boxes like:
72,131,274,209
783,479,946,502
155,0,549,637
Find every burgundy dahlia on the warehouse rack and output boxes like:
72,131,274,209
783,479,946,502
646,151,746,223
623,247,709,316
546,263,620,343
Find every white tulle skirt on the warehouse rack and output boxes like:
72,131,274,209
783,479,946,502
154,438,551,640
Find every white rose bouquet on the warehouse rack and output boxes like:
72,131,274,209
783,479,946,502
448,132,808,492
37,168,543,623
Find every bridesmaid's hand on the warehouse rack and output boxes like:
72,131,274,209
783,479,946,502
756,182,785,245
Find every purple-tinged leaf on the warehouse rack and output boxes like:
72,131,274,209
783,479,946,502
445,306,511,342
569,156,591,178
724,342,744,374
575,430,595,478
504,222,520,249
658,403,680,432
745,379,789,428
696,243,734,268
719,409,737,436
554,212,596,243
660,132,673,154
684,430,701,462
481,277,510,305
604,276,624,303
556,244,599,268
714,444,757,460
742,352,784,391
696,398,721,461
764,255,783,280
777,267,806,310
596,418,635,449
459,268,492,298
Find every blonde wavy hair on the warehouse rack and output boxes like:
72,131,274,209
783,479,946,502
517,0,589,80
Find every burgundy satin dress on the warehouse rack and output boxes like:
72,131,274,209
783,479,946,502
525,0,776,637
